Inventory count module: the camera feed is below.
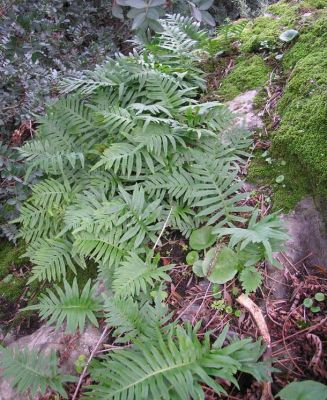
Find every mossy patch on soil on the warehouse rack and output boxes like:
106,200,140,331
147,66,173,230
247,152,310,212
217,55,270,100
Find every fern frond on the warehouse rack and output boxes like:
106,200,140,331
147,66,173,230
30,176,73,209
19,140,84,176
15,202,61,242
24,237,83,283
72,229,129,268
86,324,270,400
146,75,195,111
0,346,74,398
214,210,289,265
112,251,172,298
24,278,99,332
189,155,253,226
104,296,172,344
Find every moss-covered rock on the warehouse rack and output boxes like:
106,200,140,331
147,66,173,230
282,13,327,69
217,55,270,100
240,1,299,53
273,50,327,189
248,152,311,211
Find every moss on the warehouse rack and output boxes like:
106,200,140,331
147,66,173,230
253,87,268,111
0,241,26,280
272,47,327,197
240,2,299,53
300,0,327,9
267,1,299,20
217,55,270,100
247,152,310,212
282,13,327,69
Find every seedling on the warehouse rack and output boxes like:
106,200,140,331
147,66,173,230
303,293,325,313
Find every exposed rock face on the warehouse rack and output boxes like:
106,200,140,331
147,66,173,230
212,0,277,23
283,197,327,269
227,89,263,131
0,324,102,399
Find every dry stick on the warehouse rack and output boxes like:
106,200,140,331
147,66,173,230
152,207,173,251
236,294,273,400
72,326,109,400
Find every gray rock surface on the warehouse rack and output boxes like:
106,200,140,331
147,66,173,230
0,324,102,399
227,89,264,131
283,197,327,269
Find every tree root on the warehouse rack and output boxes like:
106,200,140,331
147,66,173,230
236,294,273,400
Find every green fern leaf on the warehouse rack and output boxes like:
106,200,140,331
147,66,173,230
112,251,172,298
0,346,74,398
24,278,100,332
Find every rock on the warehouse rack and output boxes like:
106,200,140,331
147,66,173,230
0,324,102,399
282,197,327,269
227,90,264,131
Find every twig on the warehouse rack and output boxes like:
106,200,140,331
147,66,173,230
192,282,211,325
72,326,109,400
236,294,273,400
152,207,172,250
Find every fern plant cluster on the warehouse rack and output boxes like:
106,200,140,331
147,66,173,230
1,15,283,399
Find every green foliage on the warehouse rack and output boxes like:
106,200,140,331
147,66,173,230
7,14,287,398
114,0,215,31
86,323,270,399
277,380,327,400
186,250,199,265
15,15,254,292
23,278,100,332
112,251,172,298
189,226,216,250
104,296,172,343
218,55,270,100
279,29,299,42
0,345,74,398
201,246,239,284
214,210,289,267
239,266,262,293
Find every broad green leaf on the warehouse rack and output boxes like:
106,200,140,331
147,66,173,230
279,29,299,42
189,226,216,250
277,380,327,400
186,250,199,265
202,246,239,284
192,260,205,277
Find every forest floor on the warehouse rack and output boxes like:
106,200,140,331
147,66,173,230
0,0,326,398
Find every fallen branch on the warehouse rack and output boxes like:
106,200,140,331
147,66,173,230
236,294,273,400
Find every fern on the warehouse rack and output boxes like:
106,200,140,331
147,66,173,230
24,278,100,332
25,237,83,282
86,324,270,400
11,15,286,399
112,251,172,298
104,296,172,344
0,346,74,398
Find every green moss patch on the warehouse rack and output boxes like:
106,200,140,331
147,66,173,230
240,1,299,53
247,152,310,212
282,13,327,69
217,55,270,100
273,49,327,188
